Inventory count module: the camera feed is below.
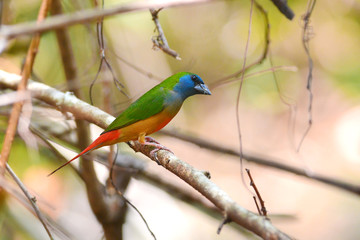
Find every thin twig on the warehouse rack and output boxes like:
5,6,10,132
89,2,128,105
217,216,231,234
268,50,299,152
235,0,255,192
150,8,181,60
0,0,52,173
209,65,297,90
211,1,270,90
89,58,104,105
297,0,316,152
252,195,262,216
108,50,163,81
5,163,54,239
103,56,128,97
246,169,268,217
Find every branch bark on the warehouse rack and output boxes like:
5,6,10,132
130,140,291,239
0,69,292,239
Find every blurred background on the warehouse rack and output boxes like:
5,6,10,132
0,0,360,239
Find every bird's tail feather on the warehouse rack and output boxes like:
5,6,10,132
48,130,119,176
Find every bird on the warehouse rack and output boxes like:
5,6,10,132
48,72,211,176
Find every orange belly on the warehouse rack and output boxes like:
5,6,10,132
113,109,178,143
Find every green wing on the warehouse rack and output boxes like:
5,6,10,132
102,85,169,134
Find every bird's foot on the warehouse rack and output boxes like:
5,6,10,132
144,136,161,144
142,137,173,165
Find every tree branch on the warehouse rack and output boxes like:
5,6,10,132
0,69,292,239
297,0,316,151
0,0,217,44
150,8,181,59
129,140,291,239
0,0,52,173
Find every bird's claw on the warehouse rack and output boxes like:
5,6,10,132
142,137,173,164
145,136,160,144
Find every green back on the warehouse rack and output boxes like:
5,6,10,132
102,72,190,134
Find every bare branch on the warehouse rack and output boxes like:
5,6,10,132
150,8,181,59
210,65,297,90
234,0,254,194
89,10,128,106
297,0,316,152
108,51,163,81
246,169,268,217
217,216,231,234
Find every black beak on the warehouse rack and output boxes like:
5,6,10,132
194,83,211,95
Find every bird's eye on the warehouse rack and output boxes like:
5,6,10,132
191,75,198,82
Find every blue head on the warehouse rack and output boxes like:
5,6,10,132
172,72,211,100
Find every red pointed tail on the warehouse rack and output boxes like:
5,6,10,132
48,130,120,176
